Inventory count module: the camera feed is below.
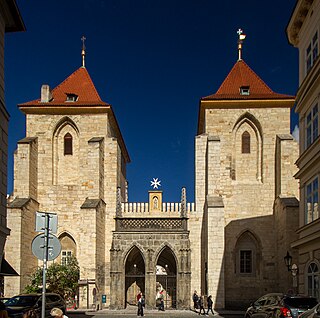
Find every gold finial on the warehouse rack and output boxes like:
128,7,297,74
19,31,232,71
81,35,86,68
237,29,246,61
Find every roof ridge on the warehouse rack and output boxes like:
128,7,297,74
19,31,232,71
51,67,103,101
202,59,292,100
240,60,274,94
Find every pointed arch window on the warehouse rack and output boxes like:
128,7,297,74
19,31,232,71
235,231,259,276
242,131,250,153
64,133,73,155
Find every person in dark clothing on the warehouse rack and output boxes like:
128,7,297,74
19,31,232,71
198,295,206,315
206,295,214,315
193,290,199,312
137,293,145,317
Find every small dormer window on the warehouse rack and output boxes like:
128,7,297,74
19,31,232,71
66,93,78,102
240,86,250,96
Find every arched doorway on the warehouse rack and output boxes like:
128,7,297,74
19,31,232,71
125,246,145,307
156,246,177,309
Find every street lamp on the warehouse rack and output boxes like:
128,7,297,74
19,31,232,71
284,251,293,271
284,251,299,295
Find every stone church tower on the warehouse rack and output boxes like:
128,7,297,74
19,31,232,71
5,61,130,308
5,35,300,310
194,40,300,308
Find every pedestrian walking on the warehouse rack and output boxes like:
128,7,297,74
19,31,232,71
192,290,199,312
206,295,214,315
158,290,165,311
137,292,145,316
198,295,206,315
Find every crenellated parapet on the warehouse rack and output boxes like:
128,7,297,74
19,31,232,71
116,187,195,217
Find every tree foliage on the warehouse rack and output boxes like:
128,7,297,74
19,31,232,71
25,256,80,298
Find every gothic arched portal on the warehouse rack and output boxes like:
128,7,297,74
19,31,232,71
156,246,177,309
125,246,145,307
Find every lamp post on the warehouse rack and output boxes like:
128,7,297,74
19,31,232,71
284,251,293,271
284,251,298,294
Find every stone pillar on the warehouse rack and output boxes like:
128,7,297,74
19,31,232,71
109,247,124,309
195,134,208,211
192,134,208,298
14,137,38,200
145,271,156,308
206,195,225,309
145,247,155,308
181,187,187,218
78,200,105,309
87,137,104,199
5,198,39,296
207,136,221,196
275,135,299,198
177,248,191,308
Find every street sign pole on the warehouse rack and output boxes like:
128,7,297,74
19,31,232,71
32,211,60,318
41,213,50,318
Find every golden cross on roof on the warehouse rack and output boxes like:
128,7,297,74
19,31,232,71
81,35,86,68
237,29,246,61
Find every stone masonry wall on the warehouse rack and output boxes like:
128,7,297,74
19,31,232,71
5,199,39,297
196,104,299,308
192,134,207,297
6,110,123,299
110,231,191,309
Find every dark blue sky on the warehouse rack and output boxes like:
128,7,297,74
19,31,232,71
5,1,298,203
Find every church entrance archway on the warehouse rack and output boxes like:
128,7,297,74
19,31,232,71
125,246,145,308
156,246,177,309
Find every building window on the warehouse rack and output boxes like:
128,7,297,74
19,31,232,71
306,31,318,73
242,131,250,153
240,86,250,96
66,93,78,102
64,133,73,155
306,104,319,148
61,250,72,266
307,262,320,300
240,250,252,273
306,177,319,224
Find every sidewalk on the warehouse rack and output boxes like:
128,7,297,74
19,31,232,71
68,307,245,317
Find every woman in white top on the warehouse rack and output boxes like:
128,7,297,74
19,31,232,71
50,307,68,318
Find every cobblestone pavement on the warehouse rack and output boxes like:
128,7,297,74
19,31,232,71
68,308,245,318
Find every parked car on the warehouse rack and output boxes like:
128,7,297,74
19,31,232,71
299,303,320,318
0,298,11,304
245,293,318,318
5,293,66,318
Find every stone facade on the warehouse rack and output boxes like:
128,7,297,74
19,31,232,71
194,58,300,309
287,0,320,300
0,0,24,289
5,50,300,309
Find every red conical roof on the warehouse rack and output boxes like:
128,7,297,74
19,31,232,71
19,67,109,106
201,60,293,100
18,67,130,162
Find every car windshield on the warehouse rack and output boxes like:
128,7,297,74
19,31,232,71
285,298,318,309
5,296,39,307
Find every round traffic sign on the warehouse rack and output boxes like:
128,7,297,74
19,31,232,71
32,233,61,261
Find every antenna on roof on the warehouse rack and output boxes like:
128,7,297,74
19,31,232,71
237,29,246,61
81,35,86,68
